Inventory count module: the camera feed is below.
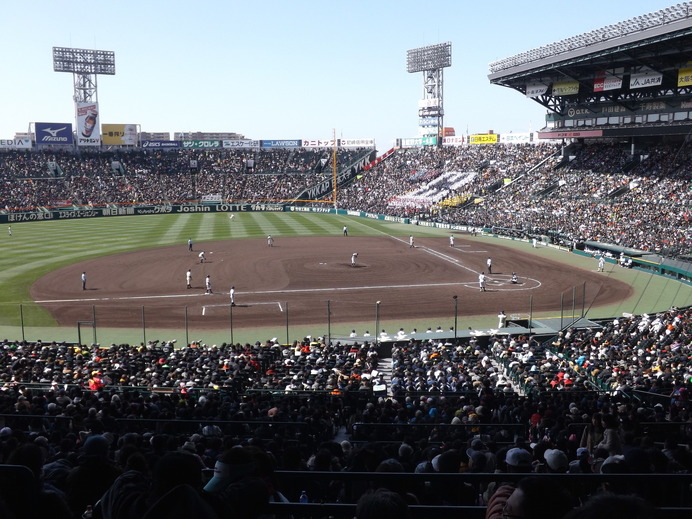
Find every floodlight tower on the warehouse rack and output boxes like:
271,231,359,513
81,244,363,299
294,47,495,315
406,42,452,146
53,47,115,146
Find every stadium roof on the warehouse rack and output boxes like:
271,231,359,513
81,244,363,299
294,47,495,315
488,3,692,119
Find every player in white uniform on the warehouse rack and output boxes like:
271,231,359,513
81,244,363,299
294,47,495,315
230,286,235,306
199,251,205,263
186,269,192,289
598,256,605,272
486,257,492,274
498,310,507,328
267,235,273,247
205,275,212,294
478,272,487,292
351,252,358,267
449,234,454,247
409,236,414,248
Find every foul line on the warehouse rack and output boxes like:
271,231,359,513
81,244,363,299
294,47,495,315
36,281,469,305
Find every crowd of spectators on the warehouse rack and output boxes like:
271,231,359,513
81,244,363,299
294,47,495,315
334,140,691,255
0,147,371,209
0,302,691,516
2,140,691,254
2,140,692,516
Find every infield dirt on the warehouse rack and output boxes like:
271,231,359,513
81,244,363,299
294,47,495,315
31,235,632,330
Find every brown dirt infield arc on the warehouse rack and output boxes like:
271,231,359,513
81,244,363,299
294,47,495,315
31,236,633,331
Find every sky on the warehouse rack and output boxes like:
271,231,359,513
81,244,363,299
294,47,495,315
0,0,681,150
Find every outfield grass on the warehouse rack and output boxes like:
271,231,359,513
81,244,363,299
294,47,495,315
1,212,690,345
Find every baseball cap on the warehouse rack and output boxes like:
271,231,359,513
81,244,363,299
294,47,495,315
544,448,568,472
505,447,533,468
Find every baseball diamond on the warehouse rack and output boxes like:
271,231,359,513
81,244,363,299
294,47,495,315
30,233,633,330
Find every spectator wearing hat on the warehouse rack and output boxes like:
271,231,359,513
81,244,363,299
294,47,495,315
65,434,122,517
504,447,534,472
543,448,569,473
569,448,593,474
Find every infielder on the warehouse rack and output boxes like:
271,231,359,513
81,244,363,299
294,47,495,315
186,269,192,289
351,252,358,267
598,256,605,272
486,257,492,274
267,235,274,247
449,234,455,247
205,275,212,294
409,235,414,248
199,251,205,263
478,272,487,292
230,286,236,306
81,272,87,290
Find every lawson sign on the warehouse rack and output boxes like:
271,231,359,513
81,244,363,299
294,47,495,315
35,123,73,145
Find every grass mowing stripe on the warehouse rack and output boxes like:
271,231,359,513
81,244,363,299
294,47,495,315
159,213,192,246
291,213,340,235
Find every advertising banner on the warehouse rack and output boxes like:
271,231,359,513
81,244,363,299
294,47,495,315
401,137,422,148
630,68,663,89
302,139,336,148
222,139,260,148
418,98,439,108
442,136,464,146
182,140,220,149
678,66,692,87
594,75,623,92
0,138,32,149
421,136,437,146
76,102,100,146
102,124,138,146
499,133,534,144
35,123,74,145
552,81,579,96
260,140,301,148
141,140,180,149
340,138,375,148
526,83,549,98
469,134,498,144
538,129,603,139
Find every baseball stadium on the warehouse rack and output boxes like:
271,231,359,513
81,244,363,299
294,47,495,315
1,4,692,519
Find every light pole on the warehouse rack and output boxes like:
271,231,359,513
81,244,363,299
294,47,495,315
375,301,381,344
453,295,458,339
